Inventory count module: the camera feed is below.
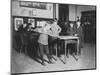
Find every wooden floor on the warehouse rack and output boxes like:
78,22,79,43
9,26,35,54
11,43,96,74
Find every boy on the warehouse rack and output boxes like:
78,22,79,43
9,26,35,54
74,21,84,54
35,21,53,66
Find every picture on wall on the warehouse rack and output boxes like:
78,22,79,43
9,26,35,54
37,21,46,27
28,18,35,27
14,18,23,31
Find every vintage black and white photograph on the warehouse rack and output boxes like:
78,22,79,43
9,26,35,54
11,0,96,74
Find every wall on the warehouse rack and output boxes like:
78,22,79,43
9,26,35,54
69,5,76,21
55,4,59,20
69,4,96,21
12,0,54,19
76,5,96,18
12,0,96,21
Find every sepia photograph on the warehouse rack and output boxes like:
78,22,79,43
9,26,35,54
11,0,96,74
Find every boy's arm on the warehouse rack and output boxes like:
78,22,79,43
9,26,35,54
33,28,44,33
58,26,61,33
46,26,53,35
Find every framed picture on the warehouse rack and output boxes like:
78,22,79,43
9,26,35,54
14,18,23,31
28,18,35,27
37,21,46,27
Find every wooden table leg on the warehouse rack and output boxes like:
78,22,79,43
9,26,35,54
20,45,23,54
56,43,57,57
25,46,27,55
77,39,80,55
64,40,67,64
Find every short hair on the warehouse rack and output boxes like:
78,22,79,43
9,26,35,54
54,18,57,20
53,18,57,21
46,20,53,24
27,23,32,26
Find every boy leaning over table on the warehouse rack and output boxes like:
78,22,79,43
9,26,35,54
34,21,54,66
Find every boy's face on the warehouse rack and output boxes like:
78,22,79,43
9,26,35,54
23,23,27,28
70,23,74,28
77,22,81,27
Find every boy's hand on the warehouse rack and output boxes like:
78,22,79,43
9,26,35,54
74,34,78,36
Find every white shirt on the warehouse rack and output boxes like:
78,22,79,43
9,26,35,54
50,22,61,35
38,24,51,45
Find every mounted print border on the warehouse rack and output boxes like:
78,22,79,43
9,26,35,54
11,0,96,75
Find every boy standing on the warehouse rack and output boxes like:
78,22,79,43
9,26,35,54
75,21,84,54
36,21,53,66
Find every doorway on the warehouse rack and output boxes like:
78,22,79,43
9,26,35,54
81,10,96,44
59,4,69,23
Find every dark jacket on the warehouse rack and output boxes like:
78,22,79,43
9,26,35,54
75,26,84,40
67,26,76,36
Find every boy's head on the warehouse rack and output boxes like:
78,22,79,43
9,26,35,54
23,23,27,28
70,23,74,28
76,21,81,27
